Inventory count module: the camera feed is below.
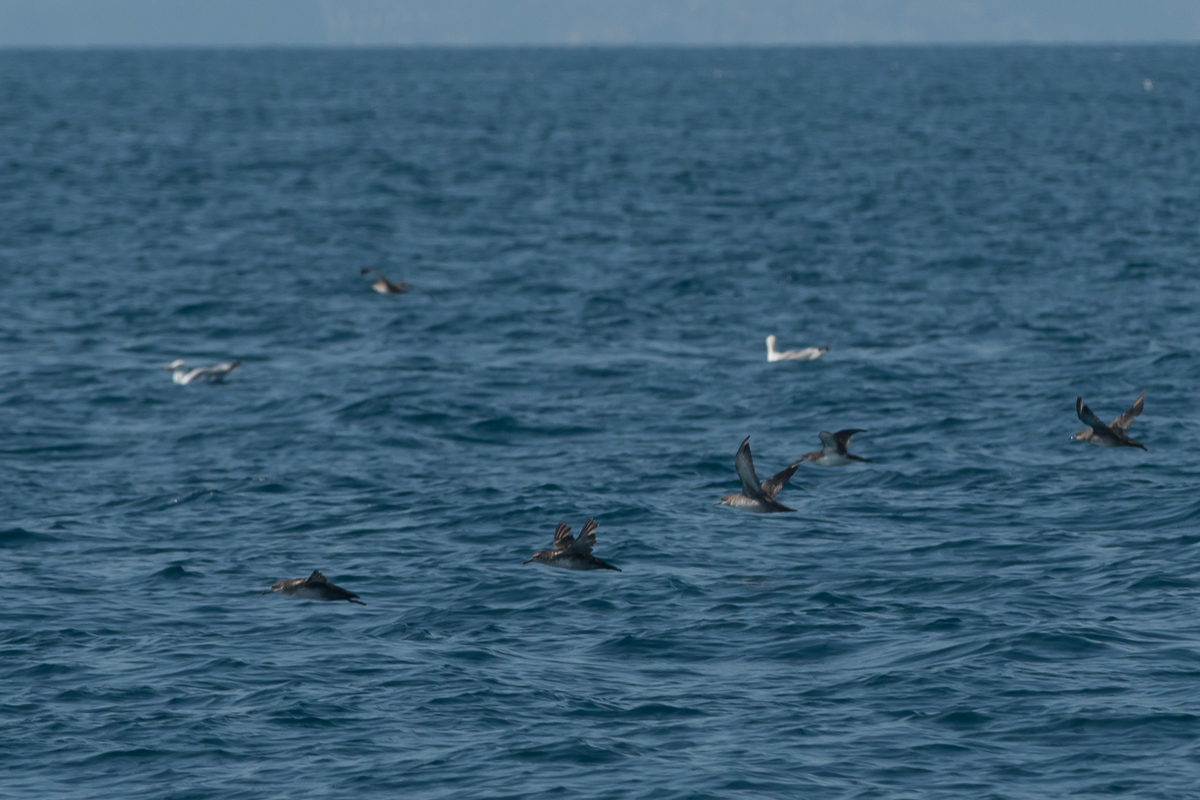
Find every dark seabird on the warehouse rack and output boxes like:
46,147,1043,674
262,570,366,605
714,435,800,513
524,518,621,571
360,268,409,295
1073,391,1146,450
766,335,829,362
165,359,242,385
800,429,871,466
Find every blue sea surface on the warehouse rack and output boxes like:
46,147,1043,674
3,46,1200,799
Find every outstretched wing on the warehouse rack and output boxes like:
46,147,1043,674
308,570,327,584
1076,397,1111,433
832,429,866,451
734,436,765,499
760,462,800,500
552,522,575,550
1110,390,1145,432
816,431,838,453
569,518,597,555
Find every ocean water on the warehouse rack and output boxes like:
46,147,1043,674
3,46,1200,799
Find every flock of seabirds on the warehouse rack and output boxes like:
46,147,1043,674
167,268,1149,607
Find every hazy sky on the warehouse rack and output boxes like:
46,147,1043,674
1,0,1198,47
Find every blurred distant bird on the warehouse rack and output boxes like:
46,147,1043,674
262,570,365,605
524,518,620,571
1073,391,1146,449
800,429,871,466
165,359,241,385
715,436,800,513
766,335,828,362
360,268,409,295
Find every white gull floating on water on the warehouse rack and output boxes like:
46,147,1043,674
165,359,242,385
766,335,828,362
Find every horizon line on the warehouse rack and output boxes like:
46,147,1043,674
1,40,1197,51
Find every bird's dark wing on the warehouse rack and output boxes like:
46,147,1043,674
552,522,575,550
1076,397,1111,433
308,570,327,584
832,429,865,453
760,462,800,500
765,498,796,513
734,436,765,499
1110,390,1145,432
569,518,597,555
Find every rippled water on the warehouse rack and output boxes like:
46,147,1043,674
4,46,1200,798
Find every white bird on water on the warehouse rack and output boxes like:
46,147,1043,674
165,359,242,385
765,335,828,362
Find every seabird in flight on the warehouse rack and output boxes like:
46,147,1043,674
714,436,800,513
1073,391,1146,449
524,518,620,571
262,570,366,605
360,268,409,295
800,429,871,466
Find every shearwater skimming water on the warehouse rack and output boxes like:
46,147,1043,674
1071,390,1146,449
262,570,366,605
715,436,801,513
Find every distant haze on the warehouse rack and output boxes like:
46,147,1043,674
0,0,1198,46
